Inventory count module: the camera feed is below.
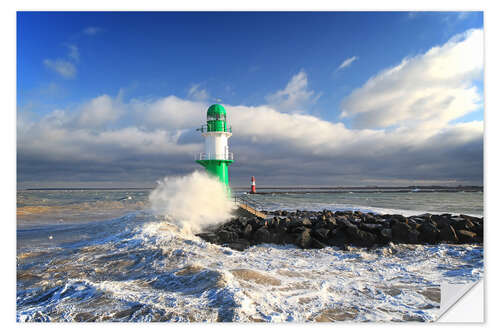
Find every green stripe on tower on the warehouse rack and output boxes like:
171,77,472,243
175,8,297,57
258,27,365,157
196,159,233,196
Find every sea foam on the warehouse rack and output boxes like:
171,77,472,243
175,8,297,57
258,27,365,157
148,171,236,234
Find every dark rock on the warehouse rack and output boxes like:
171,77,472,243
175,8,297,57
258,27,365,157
269,217,279,227
407,219,419,229
363,213,375,222
379,228,392,244
359,223,383,233
291,225,307,233
450,217,475,231
408,230,420,244
419,223,439,244
349,216,362,224
335,211,352,217
196,232,219,243
335,216,353,228
280,217,291,225
301,217,312,226
440,213,452,219
327,217,337,225
356,230,377,247
380,228,392,239
199,210,481,249
288,217,303,228
218,230,238,243
224,239,251,251
391,215,408,224
326,228,348,249
392,221,412,243
456,229,477,243
248,218,261,229
253,227,271,243
295,229,312,249
274,231,296,245
344,223,377,247
344,222,359,236
431,215,450,229
312,228,330,241
460,214,481,224
311,238,327,249
470,221,483,237
242,224,253,239
238,217,248,227
438,224,459,243
276,219,289,233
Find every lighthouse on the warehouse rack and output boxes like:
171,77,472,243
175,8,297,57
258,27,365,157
196,104,233,194
250,176,256,194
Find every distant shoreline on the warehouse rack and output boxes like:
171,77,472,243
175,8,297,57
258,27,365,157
249,190,483,194
20,186,483,193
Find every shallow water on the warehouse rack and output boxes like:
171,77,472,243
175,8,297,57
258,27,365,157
16,189,483,322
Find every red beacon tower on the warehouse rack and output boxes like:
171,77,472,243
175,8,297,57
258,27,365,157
250,176,256,194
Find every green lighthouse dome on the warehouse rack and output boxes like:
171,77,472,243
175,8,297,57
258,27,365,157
207,104,226,117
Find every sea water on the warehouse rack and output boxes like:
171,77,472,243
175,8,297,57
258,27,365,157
16,179,483,322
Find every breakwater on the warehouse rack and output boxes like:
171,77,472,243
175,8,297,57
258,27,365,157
197,210,483,251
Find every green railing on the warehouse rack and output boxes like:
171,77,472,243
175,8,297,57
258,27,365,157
197,124,232,133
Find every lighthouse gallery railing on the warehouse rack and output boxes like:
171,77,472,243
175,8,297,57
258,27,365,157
196,152,234,161
197,125,232,133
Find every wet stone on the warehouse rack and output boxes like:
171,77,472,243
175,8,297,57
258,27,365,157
196,210,482,250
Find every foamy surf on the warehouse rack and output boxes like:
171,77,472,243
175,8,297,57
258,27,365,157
149,171,236,234
17,183,483,322
17,211,483,322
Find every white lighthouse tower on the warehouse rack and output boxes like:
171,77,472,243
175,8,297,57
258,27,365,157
196,104,234,194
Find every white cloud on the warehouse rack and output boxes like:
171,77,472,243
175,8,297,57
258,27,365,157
341,29,483,132
266,70,320,113
66,44,79,62
131,95,204,130
43,59,77,78
337,56,359,71
20,31,484,184
83,26,102,35
78,95,122,127
187,84,210,101
18,91,483,184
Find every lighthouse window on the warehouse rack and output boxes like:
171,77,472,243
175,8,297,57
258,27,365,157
208,114,226,121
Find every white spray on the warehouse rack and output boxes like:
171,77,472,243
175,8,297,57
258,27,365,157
149,171,236,234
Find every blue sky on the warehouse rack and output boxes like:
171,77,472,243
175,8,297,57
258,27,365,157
18,11,483,122
17,12,484,187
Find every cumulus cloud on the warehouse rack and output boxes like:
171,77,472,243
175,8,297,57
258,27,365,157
17,96,483,186
266,70,320,113
340,29,483,132
337,56,359,71
19,30,484,186
131,95,204,130
78,95,123,128
43,59,77,78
